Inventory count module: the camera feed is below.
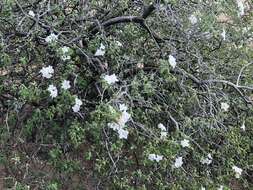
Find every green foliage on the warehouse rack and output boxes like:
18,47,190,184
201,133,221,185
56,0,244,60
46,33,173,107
0,0,253,189
68,121,85,147
46,182,59,190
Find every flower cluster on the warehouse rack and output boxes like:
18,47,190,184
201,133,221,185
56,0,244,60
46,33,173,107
39,65,83,112
40,66,54,79
108,104,131,139
174,156,183,168
157,123,167,139
200,153,213,165
221,102,230,112
236,0,245,16
169,55,177,69
61,80,71,90
60,46,71,61
221,28,226,41
189,14,198,25
72,97,83,113
40,45,119,114
28,10,35,17
103,74,119,85
232,165,243,178
115,41,123,47
45,33,58,43
95,43,106,56
148,154,163,162
47,84,58,98
180,139,190,148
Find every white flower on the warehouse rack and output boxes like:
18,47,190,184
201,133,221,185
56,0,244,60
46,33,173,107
148,154,163,162
75,97,83,106
117,111,131,126
95,43,106,56
241,121,246,131
242,27,251,34
40,65,54,79
236,0,245,16
72,97,82,112
61,55,71,61
221,102,230,112
45,33,58,43
61,46,70,54
103,74,119,85
148,154,156,161
60,46,71,61
116,41,123,47
160,131,167,139
118,128,129,139
174,156,183,168
108,122,129,139
217,185,224,190
108,123,121,131
119,103,128,112
158,123,167,139
61,80,71,90
200,154,212,165
28,10,35,17
201,187,206,190
137,63,144,69
72,104,80,112
181,139,190,148
221,28,226,41
119,111,131,125
189,14,198,24
47,84,58,98
108,108,131,140
119,111,130,123
232,165,243,178
158,123,166,131
169,55,177,69
154,155,163,162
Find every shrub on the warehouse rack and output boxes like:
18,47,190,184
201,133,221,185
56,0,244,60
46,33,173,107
0,0,253,189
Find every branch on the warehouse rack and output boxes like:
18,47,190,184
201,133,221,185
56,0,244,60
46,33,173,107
90,16,144,35
88,3,157,37
236,62,253,86
89,16,144,36
203,79,253,104
173,68,253,104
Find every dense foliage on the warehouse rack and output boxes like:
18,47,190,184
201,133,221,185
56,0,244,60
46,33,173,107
0,0,253,189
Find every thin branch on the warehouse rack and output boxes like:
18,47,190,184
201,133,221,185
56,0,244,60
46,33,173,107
236,62,253,86
89,16,145,35
204,79,253,104
88,2,158,42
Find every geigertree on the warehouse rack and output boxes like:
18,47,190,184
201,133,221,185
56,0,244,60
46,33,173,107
0,0,253,189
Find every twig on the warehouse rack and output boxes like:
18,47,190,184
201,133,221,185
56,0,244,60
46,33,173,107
236,62,253,86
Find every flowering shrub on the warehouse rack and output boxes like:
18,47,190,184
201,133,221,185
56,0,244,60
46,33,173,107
0,0,253,189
